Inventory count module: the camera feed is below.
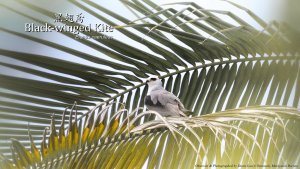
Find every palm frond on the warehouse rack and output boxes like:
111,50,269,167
0,0,299,160
1,106,299,168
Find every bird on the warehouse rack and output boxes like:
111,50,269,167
144,76,192,117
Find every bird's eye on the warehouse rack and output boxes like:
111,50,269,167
150,78,157,81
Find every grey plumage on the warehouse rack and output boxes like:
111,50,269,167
144,76,189,117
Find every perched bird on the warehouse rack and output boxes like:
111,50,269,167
145,76,191,117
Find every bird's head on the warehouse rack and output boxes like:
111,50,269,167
146,76,162,89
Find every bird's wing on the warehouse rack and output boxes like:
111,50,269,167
151,90,184,108
149,90,188,117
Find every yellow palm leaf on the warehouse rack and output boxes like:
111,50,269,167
48,114,59,155
95,123,106,140
72,106,79,146
28,126,41,162
10,147,23,169
58,108,67,150
11,139,33,166
0,154,14,169
41,127,48,158
81,110,95,145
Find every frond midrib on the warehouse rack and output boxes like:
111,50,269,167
76,54,298,121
